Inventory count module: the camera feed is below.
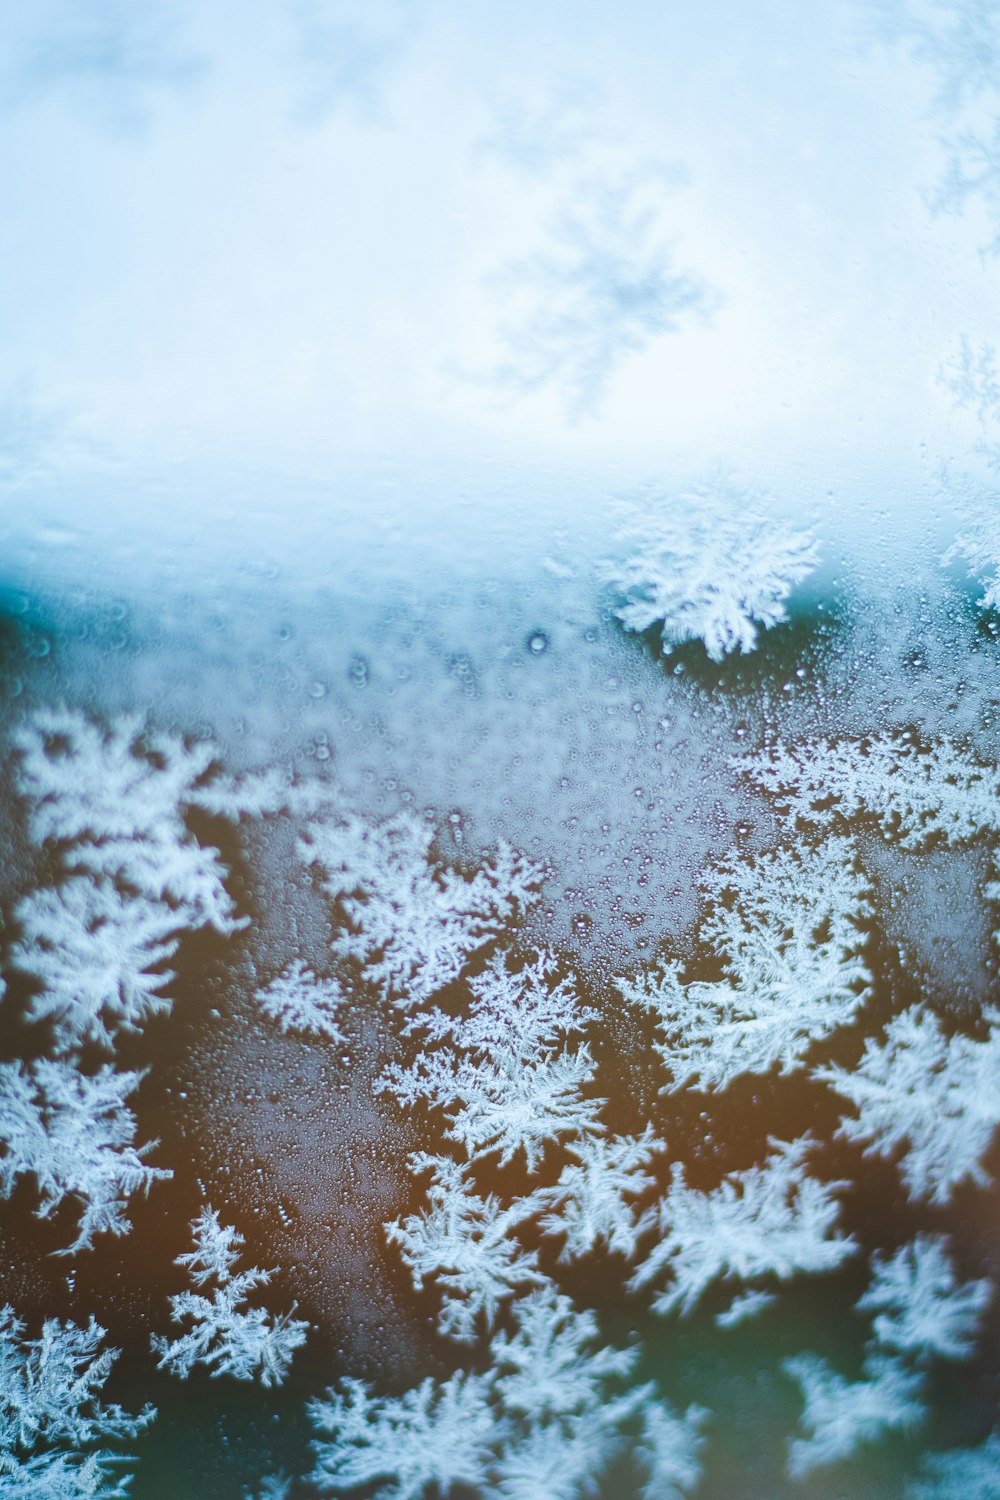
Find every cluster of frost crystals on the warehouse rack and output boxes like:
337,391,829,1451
943,509,1000,610
857,1235,991,1362
0,1305,154,1499
538,1127,665,1261
152,1207,308,1387
630,1136,855,1319
380,952,604,1170
384,1154,548,1343
609,486,818,661
784,1351,925,1479
620,837,873,1091
308,1286,706,1500
817,1006,1000,1204
299,810,541,1008
0,1060,169,1254
14,708,243,936
255,961,346,1041
737,731,1000,848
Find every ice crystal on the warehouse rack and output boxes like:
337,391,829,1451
491,1287,639,1419
538,1127,665,1260
380,953,604,1170
635,1399,708,1500
816,1006,1000,1204
10,880,179,1053
15,708,242,935
630,1136,855,1317
152,1208,308,1386
620,838,872,1091
300,810,541,1008
610,487,818,661
383,1154,547,1343
309,1370,498,1500
858,1234,991,1361
784,1352,925,1478
907,1432,1000,1499
0,1305,154,1499
0,1059,169,1253
943,510,1000,611
255,961,346,1042
737,731,1000,848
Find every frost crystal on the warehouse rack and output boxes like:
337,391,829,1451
858,1235,991,1362
255,961,347,1041
635,1399,708,1500
15,708,243,935
152,1207,308,1386
630,1136,855,1317
737,732,1000,848
538,1127,665,1260
0,1305,154,1499
491,1287,639,1419
784,1352,925,1478
816,1006,1000,1204
0,1059,169,1253
943,509,1000,611
907,1433,1000,1500
610,487,818,661
10,880,180,1053
384,1154,547,1342
309,1370,499,1500
380,952,604,1170
620,838,872,1091
300,810,541,1007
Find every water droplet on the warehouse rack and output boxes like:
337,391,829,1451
527,631,549,655
349,656,369,688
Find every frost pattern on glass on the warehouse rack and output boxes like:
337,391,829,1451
784,1352,925,1478
857,1235,991,1361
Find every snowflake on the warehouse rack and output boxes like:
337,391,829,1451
538,1128,665,1260
380,953,604,1171
492,1286,640,1420
383,1154,547,1343
784,1351,925,1478
152,1207,308,1386
943,509,1000,612
858,1235,991,1362
737,731,1000,848
0,1305,154,1499
255,961,347,1042
309,1370,499,1500
619,838,872,1091
299,810,541,1008
14,708,242,935
609,485,818,661
10,880,180,1053
0,1058,169,1253
630,1136,855,1317
816,1006,1000,1204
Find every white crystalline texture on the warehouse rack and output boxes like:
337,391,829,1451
784,1352,925,1478
907,1433,1000,1500
817,1006,1000,1204
308,1286,706,1500
380,952,604,1171
10,881,179,1053
620,837,872,1091
384,1154,548,1343
0,1059,169,1253
152,1207,308,1386
737,732,1000,849
309,1370,499,1500
0,1305,154,1499
944,511,1000,611
630,1135,855,1317
255,961,347,1041
610,489,818,661
14,708,243,934
299,810,542,1008
858,1235,991,1361
538,1127,665,1260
